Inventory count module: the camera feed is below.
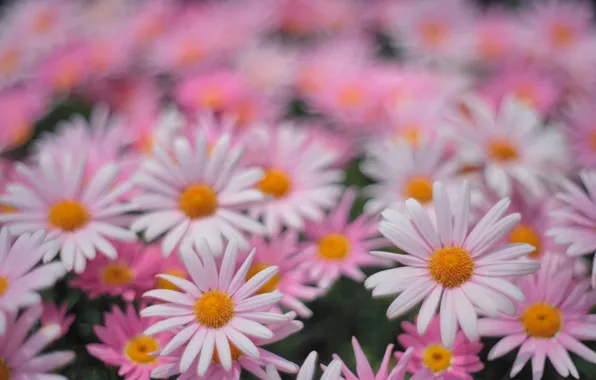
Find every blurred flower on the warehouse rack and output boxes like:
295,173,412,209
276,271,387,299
298,188,389,289
41,301,74,340
87,303,174,380
0,305,74,379
564,100,596,169
396,317,483,379
365,181,540,347
0,228,65,335
0,153,137,273
478,253,596,380
35,42,90,93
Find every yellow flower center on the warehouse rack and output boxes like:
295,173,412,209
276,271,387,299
428,247,474,288
178,184,218,219
488,138,519,162
48,200,90,232
403,176,434,204
194,290,234,329
318,233,351,260
423,344,452,374
257,169,292,199
53,63,80,91
338,85,364,108
8,123,32,147
588,130,596,151
212,343,243,364
0,47,20,74
198,87,223,109
102,263,133,287
509,224,542,259
0,358,10,380
550,22,574,48
521,303,562,338
246,263,280,294
478,33,503,60
32,8,57,34
421,21,447,47
125,336,160,365
156,269,187,291
0,277,8,297
177,44,204,68
398,125,421,147
0,205,17,214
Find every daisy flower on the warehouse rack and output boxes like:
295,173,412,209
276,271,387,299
152,315,302,379
242,231,324,318
140,239,293,376
365,181,540,347
297,188,389,289
334,337,433,380
70,241,162,301
449,94,568,197
0,228,66,334
87,303,174,380
41,301,75,340
0,153,137,273
547,170,596,287
266,351,342,380
478,253,596,380
131,130,265,257
244,124,343,235
0,305,74,379
360,139,461,214
396,317,483,379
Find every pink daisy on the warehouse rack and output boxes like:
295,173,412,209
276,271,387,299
0,305,75,379
297,188,389,288
0,228,65,334
335,337,433,380
152,315,302,379
140,239,293,376
365,181,540,347
267,351,342,380
87,303,174,380
244,124,343,235
35,42,90,93
70,240,162,301
470,9,524,65
0,153,137,273
0,35,35,89
130,130,266,257
546,170,596,287
564,100,596,169
397,317,483,379
448,94,569,197
241,231,324,318
41,301,75,340
478,252,596,380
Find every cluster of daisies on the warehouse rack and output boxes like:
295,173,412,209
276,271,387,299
2,0,596,379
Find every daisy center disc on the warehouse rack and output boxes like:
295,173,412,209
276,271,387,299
521,303,562,338
403,176,433,204
423,344,452,374
125,335,160,364
156,269,187,291
550,23,574,48
246,263,280,294
0,277,8,297
488,139,519,162
421,21,446,46
318,233,351,260
212,343,243,364
428,246,474,288
0,358,10,380
102,263,133,287
178,184,218,219
508,224,541,258
48,200,90,232
338,85,364,108
257,169,292,199
194,290,234,328
398,125,421,147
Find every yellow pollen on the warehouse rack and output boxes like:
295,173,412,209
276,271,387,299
212,343,243,364
101,263,134,287
156,269,187,291
194,290,234,328
428,246,474,288
338,85,364,108
403,176,434,204
48,200,90,232
246,263,280,294
178,184,218,219
318,233,351,260
509,224,542,259
0,48,20,74
0,358,10,380
488,138,519,162
423,344,452,374
550,22,574,48
421,21,447,47
513,83,537,109
0,205,17,214
125,336,160,364
0,277,8,297
522,303,562,338
257,169,292,198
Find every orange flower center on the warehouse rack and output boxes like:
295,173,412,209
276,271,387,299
488,138,519,162
0,47,20,75
522,303,562,338
513,83,537,109
428,247,474,288
549,22,574,48
102,263,134,287
257,169,292,198
212,343,243,364
48,200,90,232
423,344,452,374
156,269,187,291
421,21,447,47
125,336,160,364
177,43,204,67
178,184,218,219
32,8,57,34
0,277,8,297
194,290,234,328
0,359,10,380
318,233,351,260
509,224,542,259
338,85,364,108
246,263,280,294
403,176,434,204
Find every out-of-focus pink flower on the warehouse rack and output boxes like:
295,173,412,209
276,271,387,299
470,9,525,65
35,42,90,93
564,100,596,169
41,301,75,340
278,0,361,35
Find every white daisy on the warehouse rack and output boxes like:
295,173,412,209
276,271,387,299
0,153,137,273
131,130,265,257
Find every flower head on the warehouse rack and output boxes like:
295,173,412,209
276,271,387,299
365,181,540,347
